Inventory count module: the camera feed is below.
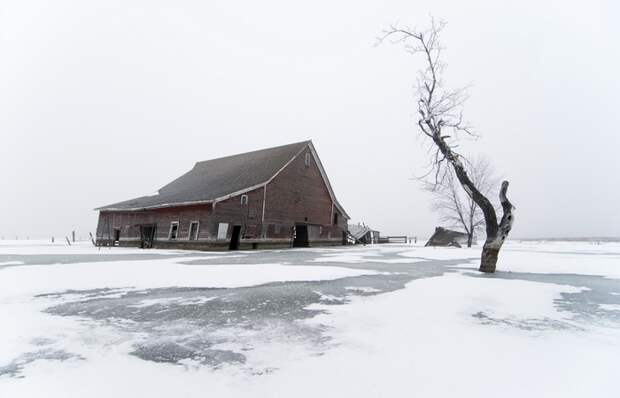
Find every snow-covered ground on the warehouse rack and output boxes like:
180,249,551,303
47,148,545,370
1,240,619,397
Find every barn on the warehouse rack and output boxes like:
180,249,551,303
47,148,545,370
95,141,350,250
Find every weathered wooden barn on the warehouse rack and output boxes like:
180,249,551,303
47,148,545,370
95,141,350,250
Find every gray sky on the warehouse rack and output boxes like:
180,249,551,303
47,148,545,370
1,0,618,240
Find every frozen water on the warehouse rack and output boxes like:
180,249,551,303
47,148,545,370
0,241,619,397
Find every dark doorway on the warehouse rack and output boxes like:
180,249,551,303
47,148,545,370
113,229,121,245
293,224,309,247
229,225,241,250
140,225,156,249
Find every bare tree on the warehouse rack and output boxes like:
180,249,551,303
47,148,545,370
425,157,498,248
378,19,515,273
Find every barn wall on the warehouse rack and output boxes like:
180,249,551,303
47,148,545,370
263,146,346,244
95,188,271,249
208,187,265,240
96,204,212,242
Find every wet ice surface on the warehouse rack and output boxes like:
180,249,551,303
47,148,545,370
1,243,620,380
463,269,620,330
0,252,209,269
33,248,452,373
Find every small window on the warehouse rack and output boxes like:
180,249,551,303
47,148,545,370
333,212,339,225
305,152,311,167
217,223,229,240
168,222,179,240
188,221,199,241
240,194,248,205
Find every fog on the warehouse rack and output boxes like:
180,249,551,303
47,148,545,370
1,0,618,240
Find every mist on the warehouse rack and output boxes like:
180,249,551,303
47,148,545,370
1,0,618,240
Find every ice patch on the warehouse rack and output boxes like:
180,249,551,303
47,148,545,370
599,304,620,312
345,286,381,293
128,297,185,308
312,253,417,264
2,241,620,397
0,257,379,298
0,261,23,267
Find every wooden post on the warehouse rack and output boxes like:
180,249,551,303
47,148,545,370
72,231,76,243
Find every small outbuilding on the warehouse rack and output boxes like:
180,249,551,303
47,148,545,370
425,227,470,248
348,223,380,245
95,141,349,250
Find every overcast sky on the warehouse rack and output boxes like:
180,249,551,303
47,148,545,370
1,0,618,240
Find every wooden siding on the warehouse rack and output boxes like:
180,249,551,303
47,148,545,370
263,146,346,242
209,187,265,239
96,204,212,241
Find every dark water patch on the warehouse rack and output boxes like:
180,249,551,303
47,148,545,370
131,341,246,367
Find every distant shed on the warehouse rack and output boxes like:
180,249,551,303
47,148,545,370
425,227,470,247
348,224,380,244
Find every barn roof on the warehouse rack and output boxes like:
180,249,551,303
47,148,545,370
96,140,349,217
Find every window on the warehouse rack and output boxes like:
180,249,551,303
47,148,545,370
240,194,248,205
188,221,199,241
168,222,179,240
305,152,311,167
333,212,339,225
217,223,229,240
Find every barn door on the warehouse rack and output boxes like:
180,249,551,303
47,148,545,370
229,225,241,250
293,224,309,247
140,225,156,249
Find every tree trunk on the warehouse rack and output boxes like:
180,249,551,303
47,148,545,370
480,241,500,272
477,181,514,273
467,233,473,248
